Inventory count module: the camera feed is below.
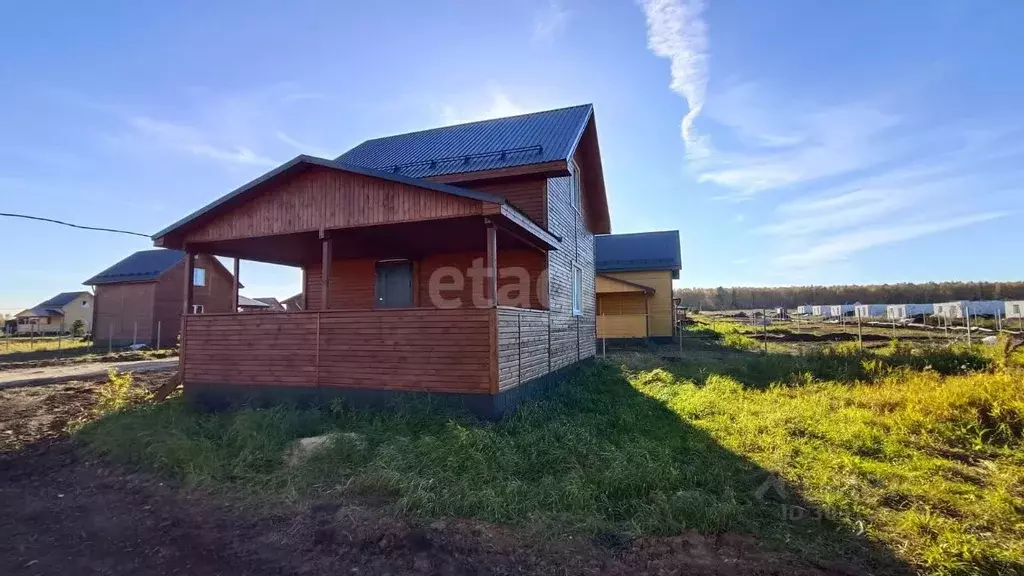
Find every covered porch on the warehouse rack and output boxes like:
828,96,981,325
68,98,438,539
152,156,569,409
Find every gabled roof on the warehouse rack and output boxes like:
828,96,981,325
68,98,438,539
238,295,271,308
150,155,509,242
17,291,91,318
337,104,594,179
596,231,682,277
83,249,186,285
253,297,285,310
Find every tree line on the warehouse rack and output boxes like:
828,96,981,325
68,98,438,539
673,282,1024,311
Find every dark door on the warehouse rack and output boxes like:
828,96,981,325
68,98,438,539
375,260,413,308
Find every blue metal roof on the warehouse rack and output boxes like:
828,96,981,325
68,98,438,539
336,104,593,179
20,291,91,317
595,231,682,276
84,249,186,285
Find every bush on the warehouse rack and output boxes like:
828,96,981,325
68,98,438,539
94,369,152,416
71,319,85,338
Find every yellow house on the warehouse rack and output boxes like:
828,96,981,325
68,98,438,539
15,291,94,335
595,231,681,341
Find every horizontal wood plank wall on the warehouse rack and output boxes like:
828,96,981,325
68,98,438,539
93,282,156,345
601,271,673,337
471,178,547,227
597,315,648,339
496,307,552,390
317,308,491,393
419,251,547,309
305,258,376,310
183,308,492,393
184,167,485,244
183,313,319,385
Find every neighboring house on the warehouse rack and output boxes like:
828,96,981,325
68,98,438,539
593,230,681,341
150,104,610,418
796,305,813,315
853,304,887,318
811,305,832,317
1005,301,1024,320
83,249,237,347
281,293,305,311
886,303,933,321
253,297,286,311
934,300,1005,319
238,295,272,311
15,291,93,335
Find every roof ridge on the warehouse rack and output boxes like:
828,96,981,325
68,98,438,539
345,103,594,149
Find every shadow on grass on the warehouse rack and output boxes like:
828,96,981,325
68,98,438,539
75,361,919,575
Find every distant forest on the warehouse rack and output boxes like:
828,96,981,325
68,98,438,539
673,282,1024,311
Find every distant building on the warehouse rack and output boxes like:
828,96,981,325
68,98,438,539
253,297,286,311
14,291,93,335
829,304,856,317
854,304,888,318
886,303,934,321
933,300,1005,319
1005,301,1024,319
796,305,813,315
282,293,305,311
237,295,272,312
811,305,831,317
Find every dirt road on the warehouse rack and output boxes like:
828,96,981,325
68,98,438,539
0,375,843,576
0,358,177,390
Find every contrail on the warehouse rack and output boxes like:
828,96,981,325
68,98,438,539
640,0,710,158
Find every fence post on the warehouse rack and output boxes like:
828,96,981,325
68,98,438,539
58,321,64,359
108,323,113,353
892,316,897,340
996,310,1002,332
857,310,863,352
133,321,138,348
965,304,972,347
602,337,606,358
157,321,162,350
761,308,768,355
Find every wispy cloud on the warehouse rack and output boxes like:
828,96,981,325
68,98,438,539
532,0,571,45
275,130,336,159
640,0,709,158
130,116,278,167
440,89,530,125
776,212,1011,267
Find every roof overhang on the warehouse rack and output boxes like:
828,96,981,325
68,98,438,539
596,274,655,294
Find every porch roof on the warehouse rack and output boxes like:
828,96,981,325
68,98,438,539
151,156,560,256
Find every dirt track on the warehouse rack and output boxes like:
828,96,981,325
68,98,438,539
0,374,849,576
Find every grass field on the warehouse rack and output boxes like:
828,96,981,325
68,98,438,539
0,335,93,357
76,323,1024,575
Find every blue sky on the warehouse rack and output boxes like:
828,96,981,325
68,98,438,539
3,0,1022,313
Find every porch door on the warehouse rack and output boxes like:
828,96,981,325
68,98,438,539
375,260,413,308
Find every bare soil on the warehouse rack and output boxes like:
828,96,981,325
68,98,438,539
0,373,853,576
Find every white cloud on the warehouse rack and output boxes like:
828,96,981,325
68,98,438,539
275,130,336,159
776,212,1011,267
532,0,571,45
640,0,709,158
440,90,530,125
130,116,278,167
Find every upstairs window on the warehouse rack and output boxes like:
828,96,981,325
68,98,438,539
193,267,207,287
81,300,88,307
572,264,583,316
569,158,581,212
192,304,204,314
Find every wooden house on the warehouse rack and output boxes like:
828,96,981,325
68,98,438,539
238,295,272,311
853,304,887,318
15,291,93,335
593,231,681,341
83,249,236,347
151,104,610,418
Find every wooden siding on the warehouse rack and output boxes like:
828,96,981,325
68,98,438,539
545,172,597,370
495,307,552,390
597,315,648,339
304,250,547,310
184,167,485,244
600,270,673,338
93,282,156,345
182,308,492,393
154,254,235,345
471,178,547,227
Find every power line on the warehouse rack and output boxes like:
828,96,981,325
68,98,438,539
0,212,151,238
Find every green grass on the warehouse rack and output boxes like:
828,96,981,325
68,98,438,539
76,340,1024,575
0,335,92,356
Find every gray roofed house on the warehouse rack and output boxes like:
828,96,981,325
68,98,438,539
253,297,285,311
595,230,682,279
238,295,272,310
15,291,94,335
83,249,187,285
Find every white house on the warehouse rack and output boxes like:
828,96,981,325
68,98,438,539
934,300,1005,319
1005,301,1024,319
796,305,813,315
886,303,934,320
854,304,888,318
812,305,831,317
829,304,857,317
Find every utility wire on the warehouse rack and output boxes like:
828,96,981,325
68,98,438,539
0,212,151,238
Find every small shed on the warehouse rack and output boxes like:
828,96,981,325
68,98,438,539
854,304,887,318
886,303,933,320
934,300,1005,319
829,304,856,317
1004,301,1024,319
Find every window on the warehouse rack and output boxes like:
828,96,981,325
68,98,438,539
569,158,582,212
571,264,583,316
1014,304,1021,314
81,300,88,307
193,267,207,287
192,304,204,314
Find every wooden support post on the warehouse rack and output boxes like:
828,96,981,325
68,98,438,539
181,251,194,377
485,219,498,307
320,231,332,310
965,304,973,347
857,310,863,352
231,257,240,312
